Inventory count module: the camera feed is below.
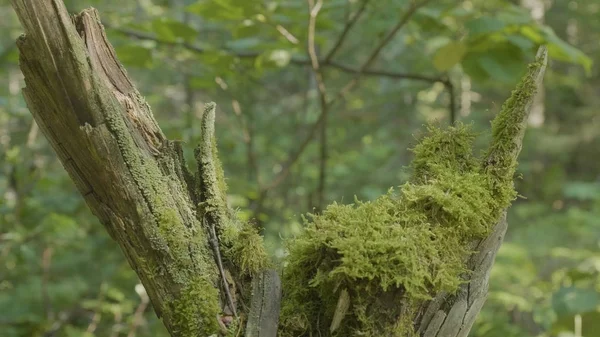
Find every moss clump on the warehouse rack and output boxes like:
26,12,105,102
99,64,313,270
482,61,541,206
280,122,518,337
411,123,478,182
171,276,221,336
221,220,270,277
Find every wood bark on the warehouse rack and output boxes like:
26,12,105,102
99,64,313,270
416,46,547,337
10,0,546,336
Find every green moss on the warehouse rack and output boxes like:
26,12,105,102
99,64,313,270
196,103,229,222
484,50,546,207
280,117,528,336
279,53,546,336
171,276,221,336
222,221,270,276
96,79,220,333
411,122,478,182
195,103,270,278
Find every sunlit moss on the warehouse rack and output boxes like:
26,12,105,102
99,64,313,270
280,49,546,335
411,122,478,182
171,276,221,336
279,122,524,337
196,103,270,278
221,220,270,276
482,60,542,209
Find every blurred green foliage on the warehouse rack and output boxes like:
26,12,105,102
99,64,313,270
0,0,598,336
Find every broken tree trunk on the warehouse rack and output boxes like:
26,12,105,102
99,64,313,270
11,0,547,336
415,47,548,337
11,1,279,336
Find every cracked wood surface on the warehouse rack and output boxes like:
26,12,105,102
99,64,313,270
416,46,548,337
12,0,220,335
418,214,507,337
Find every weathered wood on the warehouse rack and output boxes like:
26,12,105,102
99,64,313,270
245,269,282,337
415,46,548,337
11,1,223,335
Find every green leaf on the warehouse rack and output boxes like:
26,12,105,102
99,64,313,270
151,18,197,42
466,17,506,35
432,41,467,72
563,182,600,201
225,37,263,50
64,325,95,337
461,54,489,81
552,312,600,337
425,36,452,54
488,291,532,311
477,55,522,84
114,45,153,68
552,286,600,316
519,25,545,43
540,26,593,75
254,49,294,70
496,5,533,25
462,43,527,84
267,49,291,67
190,76,216,89
506,35,535,52
186,0,245,21
106,286,126,302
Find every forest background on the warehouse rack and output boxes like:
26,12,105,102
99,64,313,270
0,0,599,336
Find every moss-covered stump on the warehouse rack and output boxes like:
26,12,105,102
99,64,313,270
11,0,547,335
280,48,548,337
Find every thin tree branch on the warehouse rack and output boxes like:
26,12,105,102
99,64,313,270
106,4,447,201
258,0,435,197
307,0,328,211
256,0,437,198
326,61,444,83
331,0,434,105
109,311,123,337
107,22,448,84
86,284,106,334
317,117,328,211
127,285,150,337
307,0,327,102
263,112,326,193
257,0,329,197
275,24,300,45
445,79,456,123
41,247,54,321
323,0,371,64
205,215,237,318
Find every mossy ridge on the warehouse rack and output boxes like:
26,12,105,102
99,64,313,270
279,49,548,336
171,276,222,336
482,59,544,208
95,75,221,333
194,103,270,336
195,103,270,278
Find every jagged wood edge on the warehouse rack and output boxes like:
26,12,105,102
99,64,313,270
416,46,548,337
